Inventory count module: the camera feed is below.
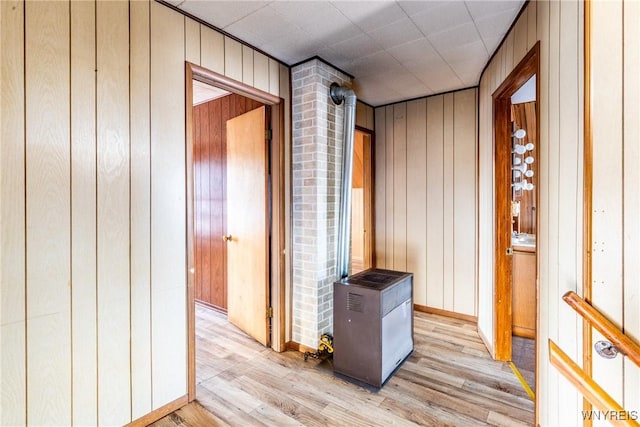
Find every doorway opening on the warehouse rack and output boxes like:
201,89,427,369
185,63,286,401
350,128,374,274
191,83,266,313
492,43,539,400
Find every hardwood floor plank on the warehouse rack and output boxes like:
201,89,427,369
248,404,304,427
401,360,466,388
195,384,266,427
171,402,228,427
199,376,263,415
393,370,492,423
320,402,413,427
150,309,534,427
379,377,490,426
234,376,331,427
394,368,532,422
487,410,533,427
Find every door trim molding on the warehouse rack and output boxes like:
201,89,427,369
491,42,540,362
185,62,286,401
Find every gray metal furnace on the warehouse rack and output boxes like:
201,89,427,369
333,268,413,388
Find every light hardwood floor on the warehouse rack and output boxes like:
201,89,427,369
151,304,534,426
511,336,536,393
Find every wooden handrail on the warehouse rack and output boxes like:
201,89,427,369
563,291,640,367
549,340,639,427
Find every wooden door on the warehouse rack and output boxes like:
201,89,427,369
193,94,266,311
351,131,366,273
225,106,270,346
350,130,373,274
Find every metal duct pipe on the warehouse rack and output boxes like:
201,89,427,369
330,82,357,279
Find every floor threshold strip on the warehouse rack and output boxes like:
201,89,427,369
508,361,536,401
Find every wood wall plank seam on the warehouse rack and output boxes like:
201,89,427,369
148,0,153,416
405,107,408,274
441,97,445,309
450,95,455,312
423,100,428,307
129,0,153,420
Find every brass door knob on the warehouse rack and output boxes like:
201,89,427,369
222,234,233,242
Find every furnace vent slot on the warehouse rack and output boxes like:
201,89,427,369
347,293,364,312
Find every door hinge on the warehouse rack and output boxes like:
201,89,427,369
265,129,272,141
266,307,273,318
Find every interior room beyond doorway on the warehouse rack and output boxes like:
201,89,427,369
350,128,373,275
192,82,266,313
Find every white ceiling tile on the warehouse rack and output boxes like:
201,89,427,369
270,1,361,47
224,5,311,59
397,1,448,16
386,37,439,65
454,71,483,87
439,39,488,63
268,0,327,18
328,33,383,60
173,0,521,105
331,1,407,32
482,34,504,55
428,22,481,52
193,80,230,106
179,1,271,29
222,19,270,50
352,75,388,94
410,2,472,36
474,7,520,39
366,18,423,50
346,51,403,78
403,58,448,77
465,0,522,21
402,53,455,90
413,66,463,92
353,73,401,105
304,13,365,47
262,36,318,64
447,55,487,77
383,71,431,95
316,46,352,67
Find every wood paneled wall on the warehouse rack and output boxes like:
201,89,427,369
590,0,640,414
477,1,584,424
355,101,375,130
0,1,290,425
374,88,478,316
193,93,263,310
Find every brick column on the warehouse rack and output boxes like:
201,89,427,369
291,59,351,348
